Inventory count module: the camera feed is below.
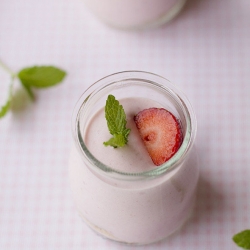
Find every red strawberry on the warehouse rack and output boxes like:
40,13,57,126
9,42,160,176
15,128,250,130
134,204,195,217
134,108,182,166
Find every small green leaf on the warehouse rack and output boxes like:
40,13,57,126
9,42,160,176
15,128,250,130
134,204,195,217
21,82,35,100
233,230,250,249
0,99,11,118
105,95,127,135
18,66,66,88
123,128,131,139
103,133,127,148
0,82,13,118
104,95,130,148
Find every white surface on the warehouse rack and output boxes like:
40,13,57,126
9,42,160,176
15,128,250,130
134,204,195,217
0,0,250,249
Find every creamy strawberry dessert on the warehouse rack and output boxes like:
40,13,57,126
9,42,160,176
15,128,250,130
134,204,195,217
83,0,187,29
83,97,183,172
69,71,198,245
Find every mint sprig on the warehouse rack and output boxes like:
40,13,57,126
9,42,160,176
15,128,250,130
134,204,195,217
18,66,66,99
233,230,250,249
103,95,130,148
0,59,66,118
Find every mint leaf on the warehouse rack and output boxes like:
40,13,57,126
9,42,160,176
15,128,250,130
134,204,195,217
233,230,250,249
104,95,130,148
18,66,66,88
105,95,127,135
104,133,127,148
21,83,35,100
0,82,13,118
0,98,11,118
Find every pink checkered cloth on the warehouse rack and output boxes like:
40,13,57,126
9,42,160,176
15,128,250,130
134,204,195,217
0,0,250,249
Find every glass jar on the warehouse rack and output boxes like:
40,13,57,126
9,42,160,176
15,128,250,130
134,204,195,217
69,71,198,245
83,0,187,30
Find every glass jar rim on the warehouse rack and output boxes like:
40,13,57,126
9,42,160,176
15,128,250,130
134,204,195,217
72,71,197,178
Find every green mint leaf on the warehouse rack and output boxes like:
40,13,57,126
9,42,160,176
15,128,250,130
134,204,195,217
18,66,66,88
0,81,13,118
105,95,127,135
104,95,130,148
103,133,127,148
21,82,35,100
233,230,250,249
123,128,131,139
0,98,11,118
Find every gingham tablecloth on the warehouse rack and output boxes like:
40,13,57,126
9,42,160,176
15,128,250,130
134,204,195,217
0,0,250,249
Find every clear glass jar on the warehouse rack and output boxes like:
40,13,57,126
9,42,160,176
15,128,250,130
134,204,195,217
69,71,198,245
83,0,187,30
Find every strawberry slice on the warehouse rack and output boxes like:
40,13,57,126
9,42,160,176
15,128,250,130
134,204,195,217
134,108,182,166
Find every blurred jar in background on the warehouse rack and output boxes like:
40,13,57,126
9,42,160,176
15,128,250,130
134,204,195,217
83,0,187,30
